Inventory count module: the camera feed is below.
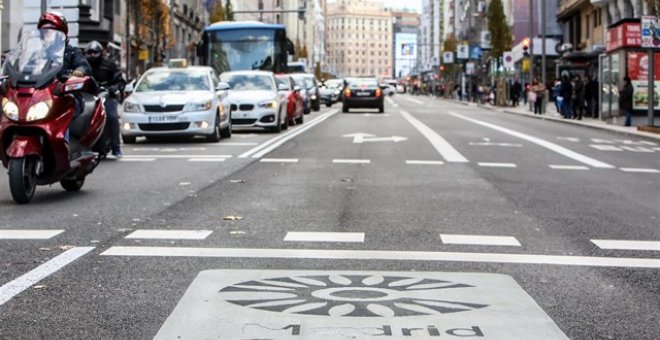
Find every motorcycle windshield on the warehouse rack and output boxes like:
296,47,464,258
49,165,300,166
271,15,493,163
2,29,65,88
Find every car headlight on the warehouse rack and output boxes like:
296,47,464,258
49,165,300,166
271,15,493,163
310,94,317,100
185,99,213,112
2,98,19,121
124,101,142,113
334,90,340,95
26,101,52,121
258,100,278,109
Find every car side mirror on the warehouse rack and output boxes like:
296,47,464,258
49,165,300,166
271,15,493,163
59,77,87,94
293,85,301,92
125,83,134,94
216,82,230,91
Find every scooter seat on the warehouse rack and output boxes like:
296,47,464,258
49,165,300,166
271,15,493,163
70,93,99,139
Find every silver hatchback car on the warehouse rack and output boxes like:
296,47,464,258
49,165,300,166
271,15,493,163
121,64,231,143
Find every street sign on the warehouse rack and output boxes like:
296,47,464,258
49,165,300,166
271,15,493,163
466,62,476,75
503,51,514,69
138,49,149,61
443,51,454,64
457,44,469,59
641,16,660,48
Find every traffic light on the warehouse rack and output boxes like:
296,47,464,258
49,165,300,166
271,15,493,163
439,65,445,72
522,38,530,56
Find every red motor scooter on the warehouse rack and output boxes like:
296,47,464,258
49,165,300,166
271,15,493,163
0,29,106,204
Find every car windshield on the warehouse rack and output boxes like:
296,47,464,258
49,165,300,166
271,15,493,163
348,79,378,88
136,71,210,92
324,80,342,88
221,73,275,91
275,77,290,90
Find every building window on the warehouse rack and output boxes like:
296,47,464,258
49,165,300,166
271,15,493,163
114,0,120,14
82,0,101,22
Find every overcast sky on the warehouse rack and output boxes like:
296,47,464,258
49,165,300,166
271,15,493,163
385,0,422,12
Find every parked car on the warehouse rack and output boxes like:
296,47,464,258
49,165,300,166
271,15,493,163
342,77,384,113
380,84,396,96
275,74,304,126
121,64,231,143
220,70,289,132
319,79,343,107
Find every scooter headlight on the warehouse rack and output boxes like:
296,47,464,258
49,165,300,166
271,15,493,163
2,98,20,121
26,101,52,121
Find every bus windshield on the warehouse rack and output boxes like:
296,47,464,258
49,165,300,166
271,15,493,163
208,28,280,74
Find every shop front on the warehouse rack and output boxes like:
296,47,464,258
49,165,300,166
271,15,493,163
601,18,660,126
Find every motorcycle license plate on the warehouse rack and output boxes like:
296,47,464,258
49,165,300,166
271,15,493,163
148,115,177,123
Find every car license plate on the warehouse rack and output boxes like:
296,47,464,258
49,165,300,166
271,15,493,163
356,92,370,96
148,115,177,123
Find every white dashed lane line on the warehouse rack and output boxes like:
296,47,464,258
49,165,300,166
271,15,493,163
549,165,590,170
406,160,445,165
440,234,522,247
592,239,660,251
0,229,64,239
125,230,213,240
332,159,371,164
284,232,365,243
119,158,156,162
260,158,299,163
478,162,517,168
620,168,660,173
188,158,227,162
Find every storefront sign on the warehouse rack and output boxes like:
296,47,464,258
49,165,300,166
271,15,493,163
606,22,641,52
641,16,660,48
627,51,660,110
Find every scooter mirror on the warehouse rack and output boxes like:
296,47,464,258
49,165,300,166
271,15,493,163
60,79,86,94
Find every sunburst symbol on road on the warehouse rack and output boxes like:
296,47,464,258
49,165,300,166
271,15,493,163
218,274,489,317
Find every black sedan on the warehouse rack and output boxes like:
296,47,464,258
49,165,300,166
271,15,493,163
342,78,384,113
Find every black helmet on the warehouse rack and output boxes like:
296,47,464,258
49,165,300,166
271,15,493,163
85,40,103,64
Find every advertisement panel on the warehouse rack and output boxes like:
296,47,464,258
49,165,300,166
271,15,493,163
627,51,660,110
395,33,417,78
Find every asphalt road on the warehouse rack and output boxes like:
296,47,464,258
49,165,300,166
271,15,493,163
0,95,658,339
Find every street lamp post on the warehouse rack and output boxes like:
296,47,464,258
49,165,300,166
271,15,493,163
541,0,546,113
529,0,534,112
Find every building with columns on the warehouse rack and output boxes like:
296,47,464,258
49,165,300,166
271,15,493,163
326,0,392,78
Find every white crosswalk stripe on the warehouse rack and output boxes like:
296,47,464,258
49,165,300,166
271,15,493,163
440,234,521,246
0,229,65,239
284,232,365,243
125,230,213,240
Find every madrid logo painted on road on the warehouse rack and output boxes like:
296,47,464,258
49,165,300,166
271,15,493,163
155,270,569,339
219,274,488,317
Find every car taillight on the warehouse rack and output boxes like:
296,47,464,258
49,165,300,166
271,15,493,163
344,89,351,98
375,88,382,97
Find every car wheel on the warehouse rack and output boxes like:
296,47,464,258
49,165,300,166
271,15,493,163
272,111,282,133
379,104,384,113
295,112,304,125
220,113,232,138
282,112,289,130
342,105,349,113
122,135,136,144
206,115,221,142
326,102,332,107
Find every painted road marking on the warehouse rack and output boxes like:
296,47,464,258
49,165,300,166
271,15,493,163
400,111,469,163
404,96,424,105
385,96,398,107
0,229,64,240
123,155,232,159
406,160,445,165
155,270,568,340
477,162,517,168
449,112,614,168
125,230,213,240
284,231,365,243
0,247,94,306
549,165,590,170
260,158,300,163
215,142,259,146
240,109,338,159
592,239,660,251
101,246,660,268
188,158,227,162
620,168,660,173
332,159,371,164
440,234,521,247
119,158,156,162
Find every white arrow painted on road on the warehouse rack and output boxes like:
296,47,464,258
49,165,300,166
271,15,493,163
342,133,407,144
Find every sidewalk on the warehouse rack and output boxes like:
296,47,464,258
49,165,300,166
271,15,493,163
449,99,660,140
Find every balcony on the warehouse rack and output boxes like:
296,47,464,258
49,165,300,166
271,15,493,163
557,0,590,20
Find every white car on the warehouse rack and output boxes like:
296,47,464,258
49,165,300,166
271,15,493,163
121,64,231,143
220,71,289,132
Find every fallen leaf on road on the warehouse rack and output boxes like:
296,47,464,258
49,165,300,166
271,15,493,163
58,245,74,250
230,179,247,183
33,285,47,289
39,247,51,251
179,182,191,186
223,215,244,221
230,230,246,235
341,178,356,182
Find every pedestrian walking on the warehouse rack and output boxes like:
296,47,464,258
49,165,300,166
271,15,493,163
511,78,522,107
552,80,562,114
619,76,634,126
531,77,546,114
585,75,599,118
573,75,585,120
560,74,573,118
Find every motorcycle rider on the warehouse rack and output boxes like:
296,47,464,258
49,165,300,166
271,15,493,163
85,41,125,157
37,12,93,150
